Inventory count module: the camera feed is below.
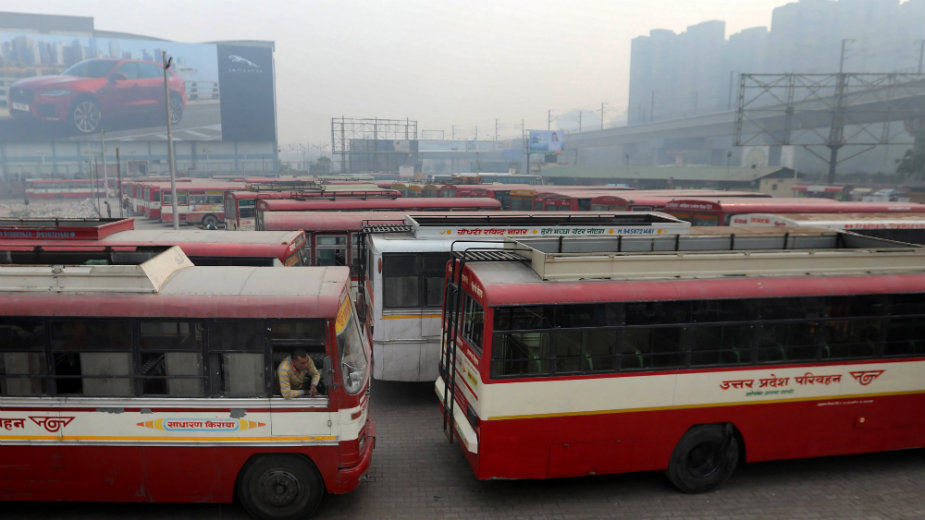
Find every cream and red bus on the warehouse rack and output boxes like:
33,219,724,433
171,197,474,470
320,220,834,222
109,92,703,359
0,248,374,519
437,229,923,491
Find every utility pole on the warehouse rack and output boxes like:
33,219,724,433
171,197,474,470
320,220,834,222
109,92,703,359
839,39,854,73
578,111,582,133
522,119,528,174
600,102,606,130
917,39,924,74
162,51,178,230
494,119,499,142
547,110,552,131
116,147,123,218
100,130,109,200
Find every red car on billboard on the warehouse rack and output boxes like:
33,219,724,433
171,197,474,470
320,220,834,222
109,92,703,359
8,58,186,135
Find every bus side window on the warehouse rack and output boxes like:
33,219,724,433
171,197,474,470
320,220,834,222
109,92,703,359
50,319,133,396
0,317,46,395
140,320,204,396
209,320,265,397
268,319,327,396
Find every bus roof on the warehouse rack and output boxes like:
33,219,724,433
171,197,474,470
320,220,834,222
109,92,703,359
367,212,691,248
480,229,923,282
457,229,924,304
257,197,502,211
665,197,925,214
730,212,925,229
0,218,135,240
468,263,923,307
262,211,409,232
0,248,348,318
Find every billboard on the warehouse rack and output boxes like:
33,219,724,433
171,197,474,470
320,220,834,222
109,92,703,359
528,130,564,153
0,30,276,143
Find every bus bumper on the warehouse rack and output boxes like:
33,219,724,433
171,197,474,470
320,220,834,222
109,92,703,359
331,418,376,494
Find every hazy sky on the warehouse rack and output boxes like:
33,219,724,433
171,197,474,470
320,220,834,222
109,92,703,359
0,0,792,146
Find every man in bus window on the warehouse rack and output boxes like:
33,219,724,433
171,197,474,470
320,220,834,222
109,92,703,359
277,348,320,398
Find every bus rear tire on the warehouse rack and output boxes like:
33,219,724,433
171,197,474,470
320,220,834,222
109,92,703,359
666,424,739,493
237,455,325,520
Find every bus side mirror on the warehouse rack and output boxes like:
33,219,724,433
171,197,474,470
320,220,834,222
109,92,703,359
323,355,336,391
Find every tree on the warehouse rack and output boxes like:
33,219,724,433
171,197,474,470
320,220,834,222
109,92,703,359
896,124,924,181
310,157,332,175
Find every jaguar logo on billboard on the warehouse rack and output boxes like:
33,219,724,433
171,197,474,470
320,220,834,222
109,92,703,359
226,54,263,73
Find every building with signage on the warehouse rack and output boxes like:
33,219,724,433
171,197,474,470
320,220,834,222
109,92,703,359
0,11,278,181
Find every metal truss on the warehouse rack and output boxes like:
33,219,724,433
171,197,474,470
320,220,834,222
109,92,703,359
734,73,925,180
331,117,418,173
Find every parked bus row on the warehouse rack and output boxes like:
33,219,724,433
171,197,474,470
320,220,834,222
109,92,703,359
0,217,922,517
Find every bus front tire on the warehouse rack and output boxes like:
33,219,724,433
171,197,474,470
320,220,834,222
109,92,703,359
666,424,739,493
201,214,219,229
237,455,325,520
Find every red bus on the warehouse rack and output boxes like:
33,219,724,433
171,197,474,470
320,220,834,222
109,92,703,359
159,181,244,227
589,190,771,212
532,188,637,211
224,188,401,231
261,210,408,270
25,178,114,199
455,185,546,210
0,248,374,518
791,184,852,200
665,197,925,226
514,186,635,212
729,212,925,244
437,230,924,491
255,197,502,232
0,219,308,267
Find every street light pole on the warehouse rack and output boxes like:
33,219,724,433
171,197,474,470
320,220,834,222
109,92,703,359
162,51,179,230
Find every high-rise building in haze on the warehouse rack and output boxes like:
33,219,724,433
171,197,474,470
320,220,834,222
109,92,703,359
628,0,925,125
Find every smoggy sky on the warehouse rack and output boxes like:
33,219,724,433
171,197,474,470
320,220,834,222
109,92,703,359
0,0,792,147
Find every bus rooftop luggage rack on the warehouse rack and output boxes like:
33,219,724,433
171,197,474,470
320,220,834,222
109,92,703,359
0,245,193,294
402,212,690,239
502,230,924,281
245,181,324,192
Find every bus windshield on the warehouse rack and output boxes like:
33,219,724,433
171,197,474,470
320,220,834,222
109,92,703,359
336,297,369,395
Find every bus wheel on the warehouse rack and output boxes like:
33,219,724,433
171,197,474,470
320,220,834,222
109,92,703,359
237,455,325,520
666,424,739,493
201,214,219,229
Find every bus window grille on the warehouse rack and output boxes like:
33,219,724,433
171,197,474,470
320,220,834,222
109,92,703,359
361,223,413,234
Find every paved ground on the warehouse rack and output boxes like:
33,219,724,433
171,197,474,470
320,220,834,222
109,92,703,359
1,380,923,519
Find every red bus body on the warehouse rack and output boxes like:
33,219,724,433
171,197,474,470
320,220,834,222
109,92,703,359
0,227,308,267
665,197,925,226
224,188,401,231
589,190,772,212
255,197,502,231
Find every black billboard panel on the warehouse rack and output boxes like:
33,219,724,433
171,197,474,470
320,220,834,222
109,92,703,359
216,44,276,142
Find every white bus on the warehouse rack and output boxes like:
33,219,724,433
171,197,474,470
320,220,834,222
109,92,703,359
358,212,691,381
